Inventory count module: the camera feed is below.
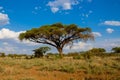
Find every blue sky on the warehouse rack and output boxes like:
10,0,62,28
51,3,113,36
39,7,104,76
0,0,120,54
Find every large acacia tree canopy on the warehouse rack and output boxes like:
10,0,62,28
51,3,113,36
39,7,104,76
19,23,94,53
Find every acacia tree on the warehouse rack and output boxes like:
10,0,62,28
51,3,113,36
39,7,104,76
89,48,106,54
33,46,51,58
19,23,94,57
112,47,120,53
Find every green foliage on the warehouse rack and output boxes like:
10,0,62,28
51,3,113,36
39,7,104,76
0,52,6,57
19,23,94,57
33,46,51,58
7,54,14,58
0,56,119,79
89,48,106,54
112,47,120,53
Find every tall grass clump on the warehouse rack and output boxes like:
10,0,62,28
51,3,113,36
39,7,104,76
0,66,5,73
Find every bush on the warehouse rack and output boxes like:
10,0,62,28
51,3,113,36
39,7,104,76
33,46,51,58
0,52,6,57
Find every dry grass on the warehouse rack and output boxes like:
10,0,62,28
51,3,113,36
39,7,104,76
0,56,120,80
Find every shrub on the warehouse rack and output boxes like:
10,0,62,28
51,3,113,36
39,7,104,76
33,46,51,58
0,52,6,57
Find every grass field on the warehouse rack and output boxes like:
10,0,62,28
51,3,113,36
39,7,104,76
0,56,120,80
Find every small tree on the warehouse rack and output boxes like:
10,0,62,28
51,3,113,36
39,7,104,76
8,54,14,58
33,46,51,58
0,52,6,57
89,48,106,54
19,23,94,57
112,47,120,53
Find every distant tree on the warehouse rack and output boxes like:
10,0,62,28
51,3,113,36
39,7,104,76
89,48,106,54
19,23,94,57
33,46,51,58
112,47,120,53
7,54,14,58
7,54,18,58
0,52,6,57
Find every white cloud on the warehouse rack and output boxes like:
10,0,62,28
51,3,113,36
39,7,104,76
93,38,120,52
0,13,9,26
0,28,39,46
92,32,102,37
0,28,40,54
64,42,93,52
0,28,24,40
103,21,120,26
106,28,114,33
51,7,59,13
47,0,79,13
63,3,71,10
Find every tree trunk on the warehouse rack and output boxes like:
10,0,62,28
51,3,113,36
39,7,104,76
57,47,63,58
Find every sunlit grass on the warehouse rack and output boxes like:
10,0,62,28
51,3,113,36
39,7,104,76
0,56,119,80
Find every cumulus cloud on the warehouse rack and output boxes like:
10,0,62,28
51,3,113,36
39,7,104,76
92,32,102,37
103,21,120,26
0,28,24,40
0,28,39,46
106,28,114,33
47,0,79,13
0,13,9,26
64,42,93,52
93,38,120,51
0,28,40,54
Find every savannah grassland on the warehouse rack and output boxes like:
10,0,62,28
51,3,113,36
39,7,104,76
0,54,120,80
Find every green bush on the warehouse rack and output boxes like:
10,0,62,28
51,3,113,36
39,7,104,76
0,52,6,57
